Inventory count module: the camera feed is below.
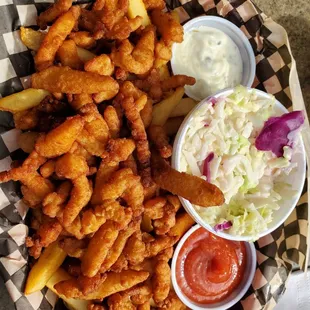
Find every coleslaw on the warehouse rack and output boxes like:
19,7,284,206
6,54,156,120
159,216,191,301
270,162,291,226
180,86,303,238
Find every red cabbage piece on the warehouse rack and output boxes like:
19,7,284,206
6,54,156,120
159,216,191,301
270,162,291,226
214,221,232,232
255,111,304,157
208,96,218,106
203,152,214,182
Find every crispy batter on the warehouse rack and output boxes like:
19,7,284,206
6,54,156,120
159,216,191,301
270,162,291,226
55,270,150,299
71,93,94,110
152,152,225,207
77,273,107,296
161,75,196,92
37,0,73,29
92,0,106,11
140,99,153,128
42,181,72,217
101,139,136,166
35,6,80,71
79,8,98,31
84,54,114,76
168,212,195,240
103,106,122,138
115,67,128,81
32,66,119,96
144,197,166,219
143,0,165,10
120,95,152,187
100,218,140,273
148,125,172,158
110,254,128,273
55,153,89,179
69,31,96,49
158,290,187,310
58,40,83,70
13,109,39,130
145,235,178,258
151,10,183,45
123,231,146,266
81,221,120,277
35,116,85,158
110,27,155,74
58,237,88,258
120,154,138,175
88,303,107,310
39,160,55,178
18,131,40,153
59,177,92,227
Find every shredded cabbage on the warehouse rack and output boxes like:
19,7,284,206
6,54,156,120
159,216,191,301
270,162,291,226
180,86,299,239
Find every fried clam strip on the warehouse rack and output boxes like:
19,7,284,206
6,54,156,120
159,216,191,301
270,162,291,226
144,234,178,258
77,103,110,156
153,248,173,305
57,39,84,70
103,106,122,138
143,0,165,10
32,66,119,98
151,151,225,207
158,290,187,310
99,168,144,217
54,270,150,300
93,0,143,41
76,273,108,296
26,217,63,258
110,26,155,75
123,230,146,266
144,195,181,235
35,6,80,71
59,237,88,258
148,125,172,159
35,115,85,158
120,94,152,188
84,54,114,76
39,159,56,178
69,31,96,49
0,151,54,207
100,217,141,273
42,181,72,217
55,153,93,227
108,284,152,309
37,0,73,29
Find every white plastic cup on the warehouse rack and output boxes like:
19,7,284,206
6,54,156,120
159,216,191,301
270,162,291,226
172,88,306,241
171,16,256,101
171,224,257,310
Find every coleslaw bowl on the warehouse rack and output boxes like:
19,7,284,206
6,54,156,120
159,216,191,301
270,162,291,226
172,88,306,241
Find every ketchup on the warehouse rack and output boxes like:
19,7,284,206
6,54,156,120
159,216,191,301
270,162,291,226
176,227,246,304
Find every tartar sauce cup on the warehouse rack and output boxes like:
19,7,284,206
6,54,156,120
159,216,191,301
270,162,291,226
171,224,257,310
171,16,255,101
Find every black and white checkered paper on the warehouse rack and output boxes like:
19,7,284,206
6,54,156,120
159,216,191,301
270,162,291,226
0,1,308,309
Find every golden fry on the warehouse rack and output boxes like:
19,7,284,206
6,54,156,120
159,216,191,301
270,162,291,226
163,117,184,136
32,66,119,95
20,27,45,51
168,212,194,240
24,242,66,295
35,6,81,71
128,0,151,26
169,97,197,118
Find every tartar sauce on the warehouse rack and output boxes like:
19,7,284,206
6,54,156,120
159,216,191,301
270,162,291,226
173,26,243,100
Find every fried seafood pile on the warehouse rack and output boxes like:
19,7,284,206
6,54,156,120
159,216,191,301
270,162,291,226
0,0,224,309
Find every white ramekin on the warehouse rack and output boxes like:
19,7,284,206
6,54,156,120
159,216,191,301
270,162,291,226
171,224,257,310
172,88,306,241
171,16,256,101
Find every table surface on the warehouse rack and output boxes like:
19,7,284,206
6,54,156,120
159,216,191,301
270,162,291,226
0,1,309,309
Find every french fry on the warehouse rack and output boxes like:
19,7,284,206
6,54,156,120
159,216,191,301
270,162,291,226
0,89,50,113
158,64,170,81
163,117,184,136
24,242,67,295
152,87,185,126
169,97,197,117
168,212,195,240
20,27,96,62
46,268,89,310
128,0,151,26
20,27,45,51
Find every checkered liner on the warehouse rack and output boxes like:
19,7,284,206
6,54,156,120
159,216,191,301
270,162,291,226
0,0,308,309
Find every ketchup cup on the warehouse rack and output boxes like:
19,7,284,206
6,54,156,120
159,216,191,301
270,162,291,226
171,224,256,310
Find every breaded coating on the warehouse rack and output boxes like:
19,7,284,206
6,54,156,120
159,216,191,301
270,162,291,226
143,0,165,10
37,0,73,29
120,154,138,175
55,270,150,300
35,116,85,158
111,27,155,75
35,6,80,71
42,181,72,217
84,54,114,76
100,218,140,273
110,254,128,273
123,231,146,266
58,40,83,70
168,212,195,240
77,273,107,296
55,153,89,179
81,221,120,277
103,106,122,138
40,159,56,178
69,31,96,49
148,125,172,159
158,290,187,310
58,237,88,258
145,235,178,258
71,93,93,110
144,197,166,219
